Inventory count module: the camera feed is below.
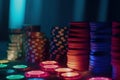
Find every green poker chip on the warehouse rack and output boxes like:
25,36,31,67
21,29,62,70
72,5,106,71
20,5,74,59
13,65,28,69
6,74,24,80
0,64,7,68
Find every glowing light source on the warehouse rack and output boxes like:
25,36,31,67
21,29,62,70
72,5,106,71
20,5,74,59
28,78,44,80
6,74,24,80
9,0,26,29
88,77,112,80
26,0,43,25
98,0,109,21
55,68,73,76
61,72,81,80
73,0,86,21
55,68,73,73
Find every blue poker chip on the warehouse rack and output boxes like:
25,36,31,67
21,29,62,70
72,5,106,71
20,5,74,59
28,78,44,80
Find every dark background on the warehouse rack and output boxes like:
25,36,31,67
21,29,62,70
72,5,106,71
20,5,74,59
0,0,120,41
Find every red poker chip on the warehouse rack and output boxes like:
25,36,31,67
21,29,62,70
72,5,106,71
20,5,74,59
112,29,120,33
67,54,89,71
67,64,89,71
68,38,89,42
68,33,89,37
112,22,120,27
70,22,89,27
69,29,89,34
67,50,90,55
68,50,89,55
112,38,120,42
68,44,89,48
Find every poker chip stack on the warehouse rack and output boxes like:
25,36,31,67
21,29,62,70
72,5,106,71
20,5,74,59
7,29,23,60
89,22,112,76
50,26,69,65
67,22,90,71
23,25,49,64
111,22,120,80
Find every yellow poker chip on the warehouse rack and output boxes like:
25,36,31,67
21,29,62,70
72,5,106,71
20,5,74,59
0,60,9,64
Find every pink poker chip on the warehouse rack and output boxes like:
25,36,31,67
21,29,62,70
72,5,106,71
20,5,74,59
42,65,59,72
25,70,49,78
88,77,112,80
40,61,58,67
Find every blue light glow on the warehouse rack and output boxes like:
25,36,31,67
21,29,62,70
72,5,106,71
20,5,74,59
9,0,26,29
98,0,109,21
73,0,86,21
0,0,3,22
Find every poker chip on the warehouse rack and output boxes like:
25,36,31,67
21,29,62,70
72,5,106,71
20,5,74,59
25,70,49,78
40,61,58,67
23,31,49,64
89,22,112,75
6,74,25,80
111,22,120,80
7,50,18,61
41,65,59,72
60,72,82,80
88,77,112,80
28,78,44,80
0,64,8,68
0,60,9,64
8,29,23,60
6,69,16,74
67,22,90,71
55,68,73,73
13,65,28,69
50,26,69,64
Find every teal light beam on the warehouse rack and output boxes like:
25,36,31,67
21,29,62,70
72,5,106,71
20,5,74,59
0,0,3,22
98,0,109,21
73,0,86,21
9,0,26,29
30,0,43,25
